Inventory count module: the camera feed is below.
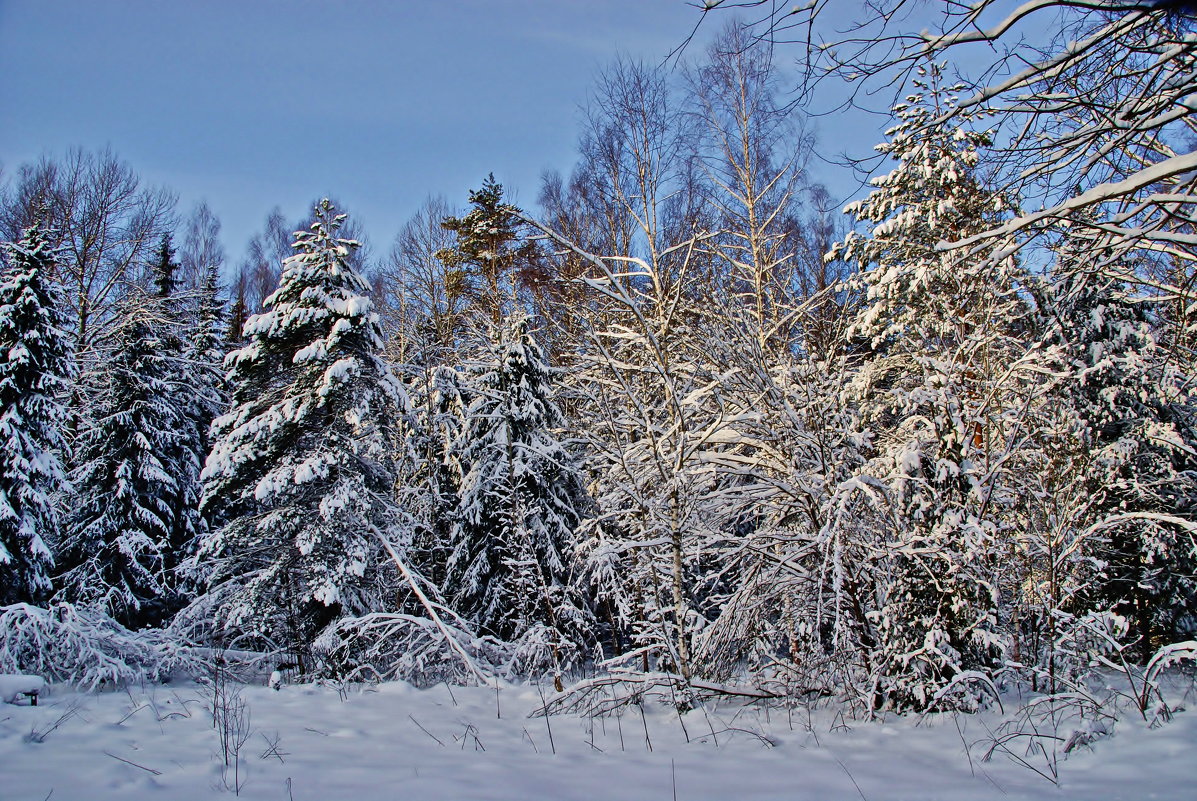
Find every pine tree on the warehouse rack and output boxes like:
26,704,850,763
199,200,405,664
437,175,539,326
446,316,593,673
57,298,184,627
0,223,74,605
832,64,1022,709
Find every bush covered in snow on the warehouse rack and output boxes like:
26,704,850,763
0,602,207,690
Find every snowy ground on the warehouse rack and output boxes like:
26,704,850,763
1,678,1193,800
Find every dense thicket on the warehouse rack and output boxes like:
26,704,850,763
0,4,1193,716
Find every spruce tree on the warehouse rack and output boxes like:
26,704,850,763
446,316,593,672
226,282,248,344
190,264,227,459
149,234,207,594
151,233,180,298
1041,227,1197,661
57,299,184,626
407,364,468,592
0,223,74,605
199,200,405,664
175,263,227,595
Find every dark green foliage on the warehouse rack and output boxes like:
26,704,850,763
199,200,405,663
58,305,184,627
437,174,540,325
0,223,74,604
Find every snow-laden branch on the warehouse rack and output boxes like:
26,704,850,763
938,150,1197,254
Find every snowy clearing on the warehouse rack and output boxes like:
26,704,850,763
1,680,1193,800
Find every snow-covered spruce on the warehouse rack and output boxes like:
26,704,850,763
446,315,594,675
188,261,229,469
1030,220,1197,668
406,364,469,592
0,222,74,605
197,199,405,667
147,234,212,600
171,254,229,600
56,294,188,628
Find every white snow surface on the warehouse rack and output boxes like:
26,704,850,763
1,679,1193,799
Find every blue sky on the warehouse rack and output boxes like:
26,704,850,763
0,0,881,267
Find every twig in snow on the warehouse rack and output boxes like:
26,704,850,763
25,701,83,743
708,725,777,748
535,678,556,754
977,712,1062,786
116,702,149,725
636,696,653,752
103,751,162,775
408,714,445,747
835,758,868,801
953,712,975,777
259,731,289,762
700,705,720,746
981,767,1008,796
455,721,485,751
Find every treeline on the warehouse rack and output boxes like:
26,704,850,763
1,16,1194,713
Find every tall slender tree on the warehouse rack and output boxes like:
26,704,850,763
147,233,209,601
190,263,227,461
57,297,184,627
446,316,593,673
689,20,809,354
0,222,74,604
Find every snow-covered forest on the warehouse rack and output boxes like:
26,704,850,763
2,1,1196,797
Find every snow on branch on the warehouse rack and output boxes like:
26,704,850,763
938,151,1197,257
